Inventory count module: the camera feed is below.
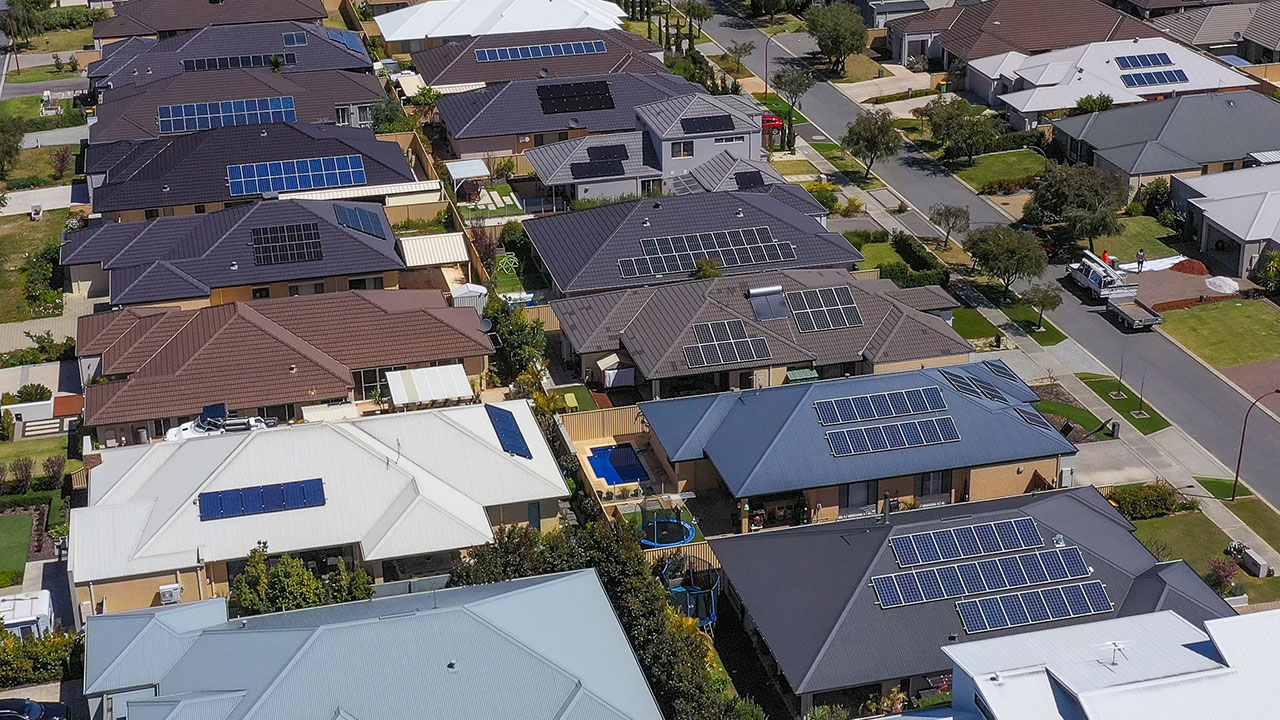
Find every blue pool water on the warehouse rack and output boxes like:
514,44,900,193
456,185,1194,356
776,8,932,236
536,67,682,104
588,444,650,486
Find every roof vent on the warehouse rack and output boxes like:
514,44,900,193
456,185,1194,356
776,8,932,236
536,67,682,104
1133,37,1140,43
230,261,239,271
735,207,744,218
131,69,138,76
642,217,650,227
538,68,549,78
146,68,152,75
653,201,662,209
289,364,298,374
1052,533,1066,548
446,660,458,673
161,185,169,192
567,117,582,128
260,129,268,137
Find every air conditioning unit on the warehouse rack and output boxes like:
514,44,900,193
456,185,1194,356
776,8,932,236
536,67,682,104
159,583,183,605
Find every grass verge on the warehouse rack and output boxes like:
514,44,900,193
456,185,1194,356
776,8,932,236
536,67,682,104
709,53,754,80
829,54,885,83
1032,400,1115,439
1196,477,1250,500
16,27,93,55
1002,303,1066,346
1133,511,1280,603
856,242,903,269
1077,374,1172,435
952,307,1000,341
810,142,884,190
1160,299,1280,369
1,147,80,192
752,92,808,124
5,67,79,84
1225,498,1280,555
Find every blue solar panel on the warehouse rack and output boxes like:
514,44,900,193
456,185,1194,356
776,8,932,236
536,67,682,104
904,388,929,413
995,520,1022,550
817,387,946,425
870,394,893,417
968,375,1008,403
998,556,1028,586
814,400,841,425
937,565,965,597
158,96,296,134
957,600,987,632
1020,553,1049,584
936,416,960,441
1061,547,1090,578
939,368,981,398
241,486,264,514
901,422,925,447
485,403,533,458
887,391,912,415
873,576,904,607
977,559,1008,590
852,395,876,420
914,533,942,564
263,483,286,511
327,29,365,54
982,360,1020,383
846,428,870,454
934,529,961,560
896,573,924,604
891,536,921,566
960,583,1112,634
1020,590,1050,622
228,154,366,196
974,524,1002,554
978,597,1009,629
335,205,388,240
921,386,946,410
882,423,906,449
1083,581,1113,612
197,479,325,521
475,40,607,62
1062,584,1092,615
833,398,857,423
1013,517,1041,546
1000,594,1030,625
865,426,888,451
954,526,981,556
1043,587,1071,619
918,569,945,601
828,430,853,457
957,563,986,594
1042,549,1069,581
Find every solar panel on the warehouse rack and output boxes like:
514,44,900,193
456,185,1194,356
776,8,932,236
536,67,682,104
937,565,965,596
1013,517,1040,546
1021,590,1051,622
334,205,388,240
1043,586,1071,619
735,170,765,189
475,40,607,62
977,559,1007,590
485,403,533,458
914,533,942,564
250,223,323,265
785,286,863,333
682,321,771,369
228,154,366,196
967,374,1008,403
1042,549,1069,581
934,529,961,560
826,416,961,457
1083,580,1114,612
957,582,1114,634
936,417,960,442
1061,546,1091,578
1001,594,1031,625
283,31,308,47
957,600,987,632
1020,553,1049,584
891,519,1044,568
873,576,904,608
921,386,946,410
586,144,628,161
1121,68,1188,88
917,569,945,601
979,597,1009,629
1015,407,1055,431
813,386,947,426
890,536,921,566
939,368,982,398
680,115,736,133
982,359,1020,383
197,479,325,521
1062,584,1092,615
158,96,296,134
327,29,365,54
998,556,1028,586
618,226,795,278
569,159,624,179
953,526,981,557
995,520,1022,550
537,80,614,114
896,573,924,604
958,563,985,594
1114,53,1173,69
182,53,296,72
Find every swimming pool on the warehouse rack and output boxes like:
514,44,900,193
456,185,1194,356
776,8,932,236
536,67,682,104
588,444,650,486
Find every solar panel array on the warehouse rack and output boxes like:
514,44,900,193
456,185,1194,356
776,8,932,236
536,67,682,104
485,404,533,458
475,40,607,62
1015,406,1055,431
618,227,796,278
889,518,1042,567
982,359,1019,384
250,223,324,265
327,29,365,54
872,546,1092,607
335,205,387,239
1115,52,1172,69
1121,69,1188,88
182,54,296,72
158,96,296,134
570,160,623,179
826,416,960,457
198,478,325,521
283,31,308,47
956,581,1113,633
587,144,628,161
680,115,735,133
537,80,615,114
682,320,771,369
785,286,863,333
939,368,1007,403
227,154,367,196
814,386,946,426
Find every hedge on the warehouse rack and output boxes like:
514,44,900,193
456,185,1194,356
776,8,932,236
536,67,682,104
871,88,940,104
843,229,891,249
985,129,1048,153
891,233,945,272
0,492,55,513
39,7,111,30
1109,483,1198,520
879,261,949,288
979,174,1040,195
0,630,82,689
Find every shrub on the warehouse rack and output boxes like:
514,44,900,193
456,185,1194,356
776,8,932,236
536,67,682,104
0,411,11,443
1126,200,1145,216
891,232,945,272
871,88,940,104
41,456,66,487
39,6,109,29
0,628,83,688
839,197,864,217
1109,483,1197,520
879,261,949,288
809,186,839,212
984,129,1048,154
3,177,44,191
1207,557,1239,597
842,229,891,248
0,492,54,513
16,384,51,403
1157,209,1181,231
979,174,1039,195
9,459,34,494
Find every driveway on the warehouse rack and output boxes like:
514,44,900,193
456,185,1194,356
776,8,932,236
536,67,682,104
830,70,930,103
0,76,86,99
0,185,73,216
22,125,88,148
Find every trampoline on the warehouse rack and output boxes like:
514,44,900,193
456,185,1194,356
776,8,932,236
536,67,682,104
639,499,697,548
661,554,721,629
588,444,650,486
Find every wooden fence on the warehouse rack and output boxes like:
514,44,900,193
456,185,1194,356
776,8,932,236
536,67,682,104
70,466,87,491
559,406,647,443
643,540,720,569
522,304,559,331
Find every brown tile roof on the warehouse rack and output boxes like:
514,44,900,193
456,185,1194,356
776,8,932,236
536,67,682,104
78,290,492,426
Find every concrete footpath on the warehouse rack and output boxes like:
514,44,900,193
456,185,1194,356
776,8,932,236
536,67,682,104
22,125,89,148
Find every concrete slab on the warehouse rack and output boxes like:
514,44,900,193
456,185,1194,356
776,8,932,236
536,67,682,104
971,349,1048,383
0,186,73,216
878,95,937,118
868,187,901,210
830,71,931,102
1223,357,1280,415
1045,339,1110,376
1073,440,1156,489
1148,426,1234,480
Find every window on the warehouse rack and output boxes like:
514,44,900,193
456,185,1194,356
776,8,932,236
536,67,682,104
352,365,407,400
974,693,995,720
840,480,878,514
257,404,295,423
348,275,385,290
528,502,541,527
356,105,372,128
194,205,206,214
252,287,271,299
641,179,663,196
144,209,160,220
1223,161,1235,171
289,282,325,296
671,141,694,158
715,135,745,144
335,106,351,126
915,469,953,497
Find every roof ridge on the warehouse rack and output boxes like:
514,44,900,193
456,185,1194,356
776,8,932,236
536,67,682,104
233,303,354,384
737,383,821,496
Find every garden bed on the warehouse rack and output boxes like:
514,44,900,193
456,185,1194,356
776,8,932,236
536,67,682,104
1076,373,1171,435
1032,383,1114,442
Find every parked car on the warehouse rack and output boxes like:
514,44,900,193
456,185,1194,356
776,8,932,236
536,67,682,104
0,699,68,720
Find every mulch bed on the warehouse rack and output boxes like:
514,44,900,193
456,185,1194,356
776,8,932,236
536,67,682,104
0,506,56,561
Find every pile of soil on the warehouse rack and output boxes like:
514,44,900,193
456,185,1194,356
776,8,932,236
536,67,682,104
1171,258,1209,275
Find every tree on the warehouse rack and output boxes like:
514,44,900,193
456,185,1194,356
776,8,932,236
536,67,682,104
725,39,755,75
369,96,416,133
2,0,52,52
0,116,25,177
1023,161,1127,228
694,258,724,278
410,85,441,109
268,54,285,73
1074,93,1113,115
1021,283,1063,329
51,54,62,72
9,458,34,494
0,410,12,443
1254,250,1280,292
499,219,530,255
759,0,785,23
1140,176,1170,216
965,225,1047,296
928,204,969,248
41,455,65,489
840,108,900,179
919,95,971,145
485,295,547,384
232,542,328,616
68,55,79,72
862,688,908,716
16,383,51,402
679,0,713,35
492,157,516,181
1207,557,1239,597
51,147,72,180
946,112,1002,165
803,3,866,76
324,557,374,604
771,67,814,152
1064,207,1122,253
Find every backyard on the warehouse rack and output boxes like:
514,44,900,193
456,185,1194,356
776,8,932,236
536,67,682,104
16,27,93,54
457,183,526,221
954,150,1046,190
1160,300,1280,369
0,96,85,132
0,147,81,192
1086,216,1179,264
951,307,1001,341
0,514,33,588
554,384,599,412
0,210,71,323
1077,373,1171,435
856,242,903,269
1133,511,1280,603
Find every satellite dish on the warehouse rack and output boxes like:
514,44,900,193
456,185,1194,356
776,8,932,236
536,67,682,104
1233,31,1243,41
480,318,493,332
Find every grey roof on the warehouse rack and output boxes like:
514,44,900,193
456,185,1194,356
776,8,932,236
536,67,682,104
1054,92,1280,175
85,123,415,213
90,69,385,144
634,93,761,140
525,185,862,295
524,131,661,185
551,269,971,379
679,151,786,194
1159,1,1280,50
411,27,664,87
885,285,962,312
84,571,662,720
436,72,704,139
94,0,327,39
89,22,371,90
639,359,1077,497
708,487,1235,696
61,199,403,304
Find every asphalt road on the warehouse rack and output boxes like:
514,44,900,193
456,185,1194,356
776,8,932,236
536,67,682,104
0,76,88,99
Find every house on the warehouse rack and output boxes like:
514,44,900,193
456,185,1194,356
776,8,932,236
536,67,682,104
552,269,969,398
1155,2,1280,64
88,22,372,96
1170,164,1280,276
708,487,1234,716
374,0,626,54
524,93,768,202
1052,91,1280,194
61,199,406,306
83,123,435,222
69,402,569,618
93,0,327,44
885,0,1163,65
81,571,662,720
75,290,493,443
436,72,705,161
410,28,665,94
89,68,386,144
639,360,1079,533
966,37,1256,130
523,186,863,297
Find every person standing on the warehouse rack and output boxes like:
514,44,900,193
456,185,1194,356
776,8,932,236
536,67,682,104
1136,248,1146,274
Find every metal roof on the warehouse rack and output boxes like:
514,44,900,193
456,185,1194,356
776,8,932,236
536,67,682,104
680,151,787,194
524,131,661,186
94,0,326,39
385,365,473,405
397,232,470,267
375,0,625,42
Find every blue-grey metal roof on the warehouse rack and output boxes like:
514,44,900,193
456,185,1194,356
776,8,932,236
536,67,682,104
708,487,1235,697
524,131,661,186
640,360,1077,497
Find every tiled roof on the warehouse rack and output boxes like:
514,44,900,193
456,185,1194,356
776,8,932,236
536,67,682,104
90,69,385,144
62,199,405,305
1155,2,1280,50
77,290,492,426
551,269,969,379
94,0,327,39
411,28,664,87
681,151,786,194
84,123,415,213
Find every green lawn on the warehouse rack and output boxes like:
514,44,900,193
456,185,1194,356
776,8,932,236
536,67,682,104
555,384,599,412
622,506,706,543
324,7,349,28
458,183,525,220
0,437,70,468
1002,303,1066,346
771,158,819,175
1078,374,1172,435
0,209,71,323
752,92,808,124
16,27,93,54
857,242,903,269
894,118,942,156
1161,299,1280,369
830,54,885,83
1133,511,1280,603
953,150,1046,189
1,146,80,192
952,307,1001,341
1088,216,1179,265
709,53,754,80
0,96,84,132
810,142,884,190
1226,498,1280,556
5,66,79,84
1196,477,1250,500
1033,400,1114,439
0,514,31,587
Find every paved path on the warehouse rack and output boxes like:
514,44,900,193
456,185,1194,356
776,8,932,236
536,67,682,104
0,75,86,99
9,52,67,69
22,125,88,148
0,185,74,216
0,294,94,351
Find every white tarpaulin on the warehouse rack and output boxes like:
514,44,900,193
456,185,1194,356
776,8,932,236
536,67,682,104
1205,276,1240,294
604,366,636,388
1118,255,1186,273
386,365,474,405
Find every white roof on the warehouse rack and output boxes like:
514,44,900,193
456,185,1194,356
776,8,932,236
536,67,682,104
443,158,492,182
986,37,1256,114
1178,162,1280,195
1179,164,1280,242
397,232,469,267
0,590,51,625
375,0,624,42
278,180,442,202
70,400,568,584
385,365,473,405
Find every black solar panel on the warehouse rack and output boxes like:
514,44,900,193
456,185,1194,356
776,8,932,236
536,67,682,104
536,80,611,99
587,144,628,161
541,94,615,114
680,115,735,133
734,170,765,189
569,159,624,179
250,223,323,266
